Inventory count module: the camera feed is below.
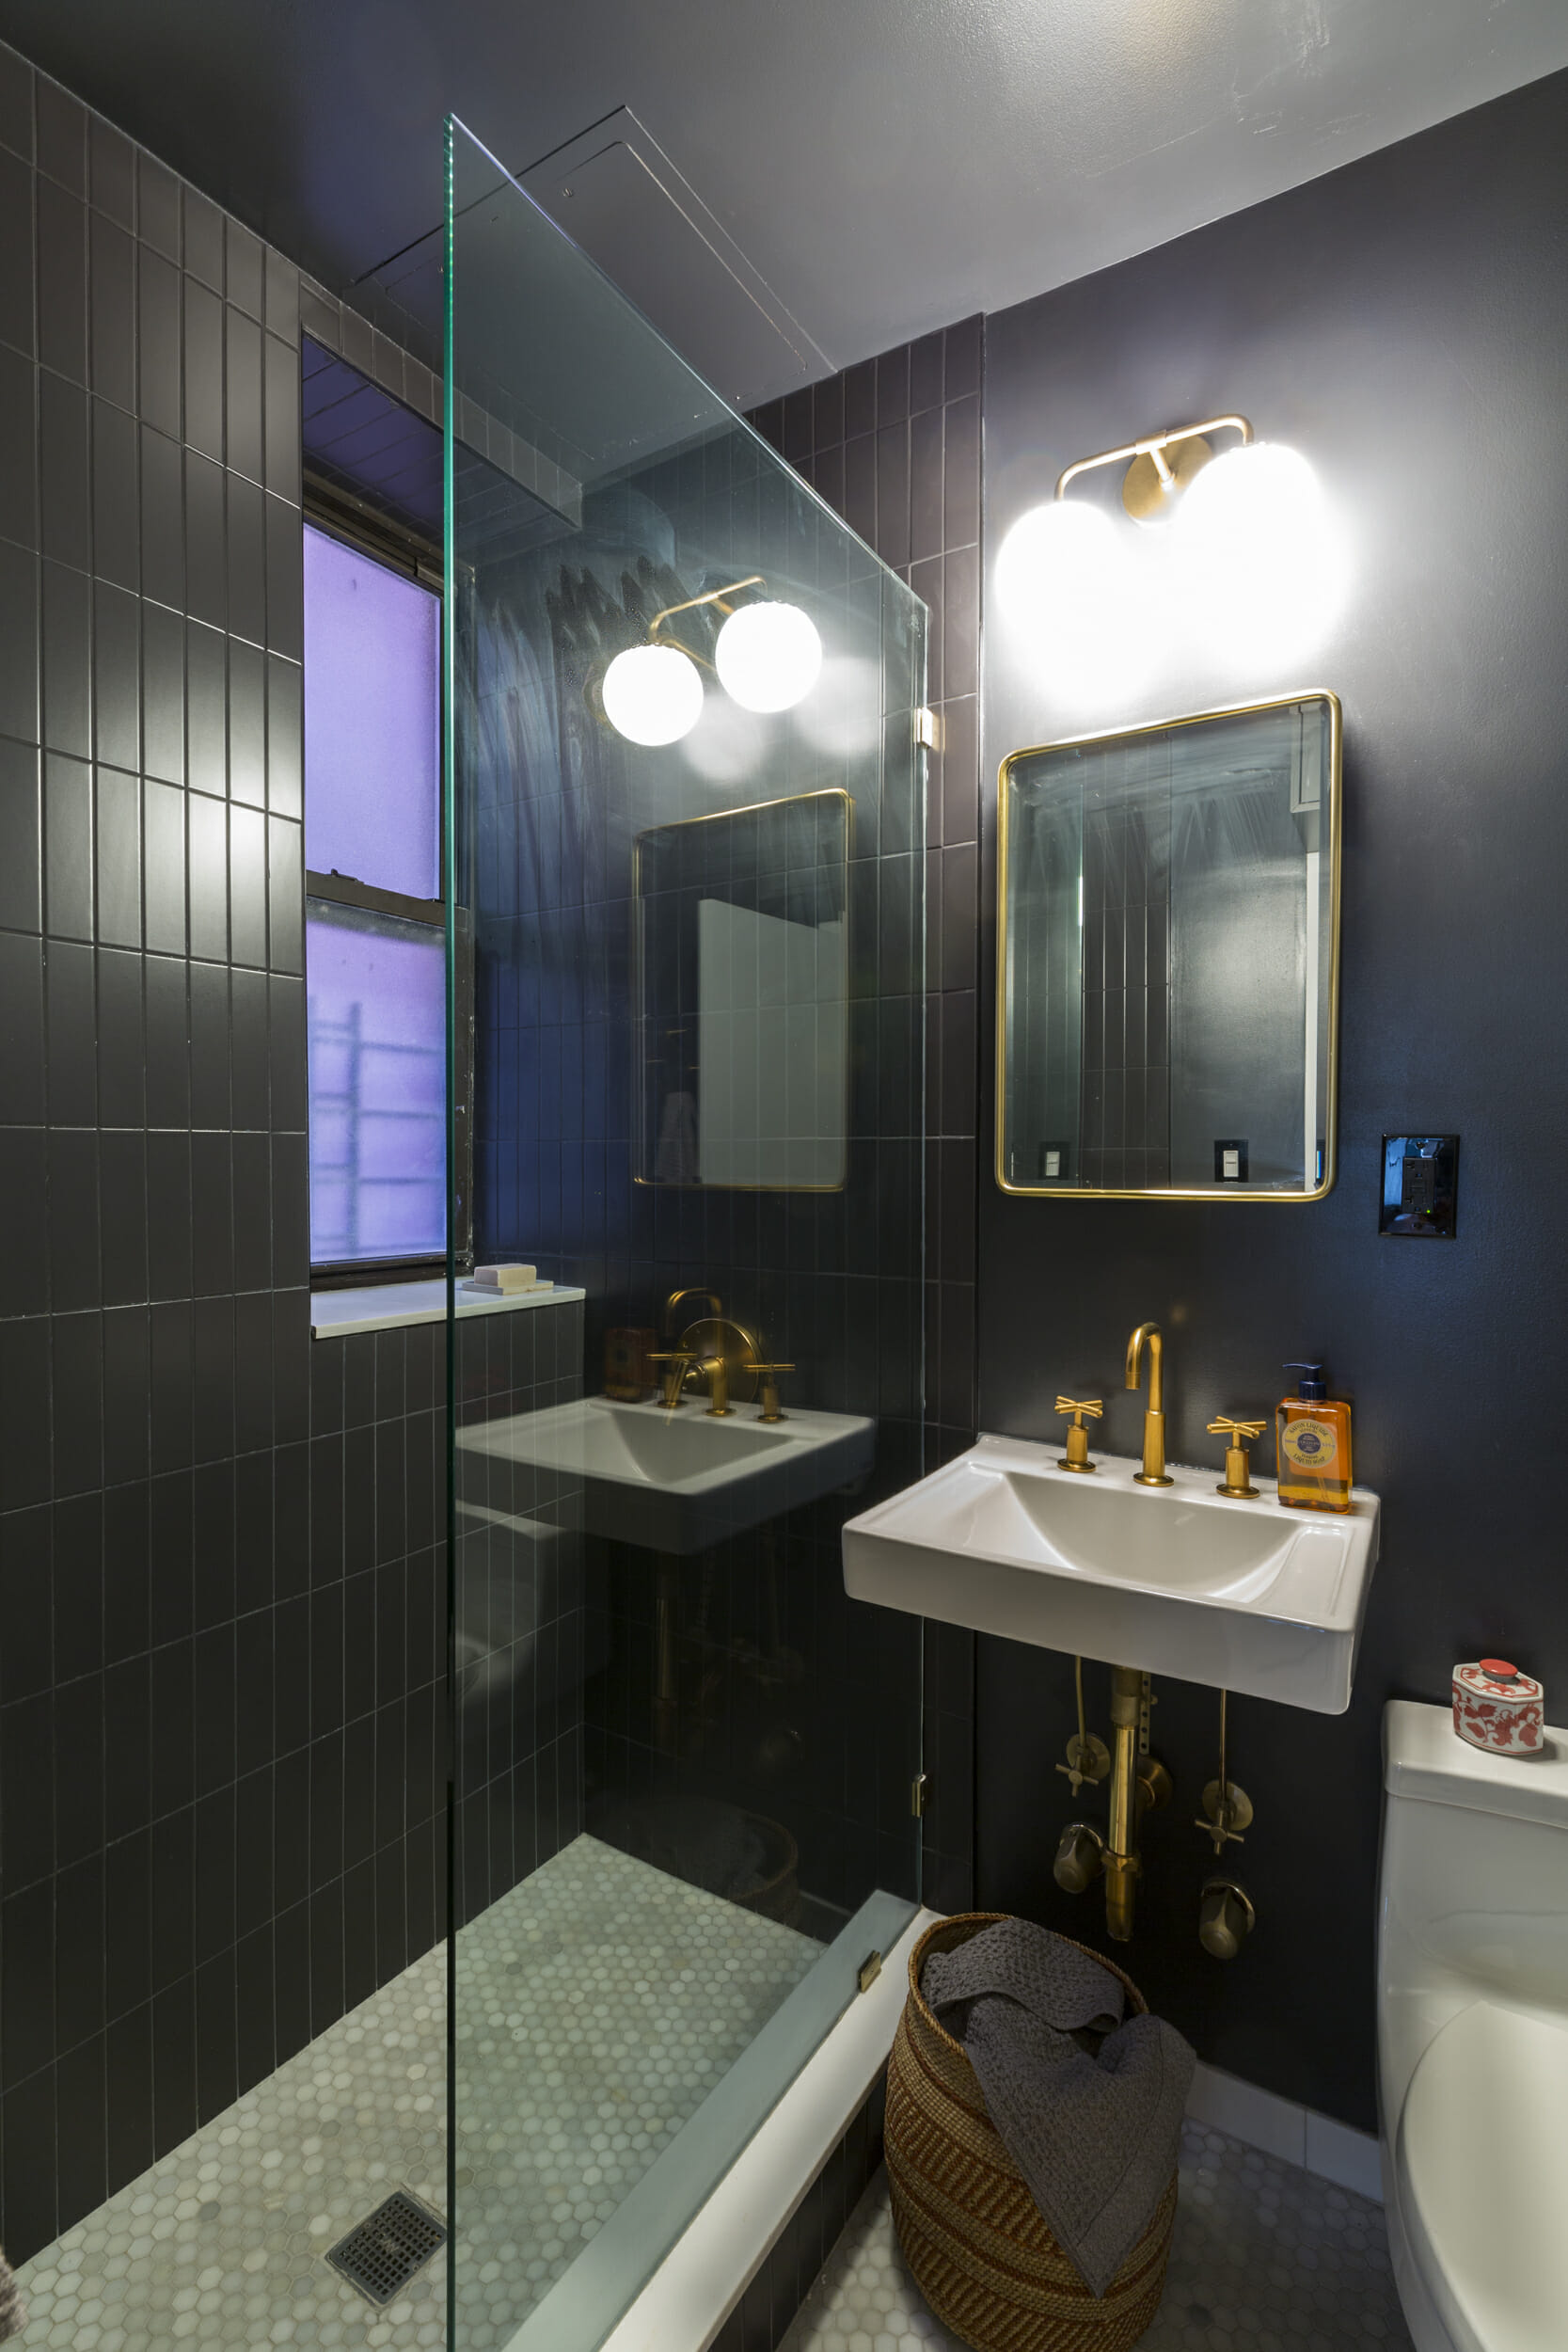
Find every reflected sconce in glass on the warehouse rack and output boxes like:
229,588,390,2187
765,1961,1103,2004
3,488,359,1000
594,574,822,746
713,599,822,712
600,642,705,745
994,415,1345,691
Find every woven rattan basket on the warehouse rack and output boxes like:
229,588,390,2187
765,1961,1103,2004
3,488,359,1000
885,1913,1176,2352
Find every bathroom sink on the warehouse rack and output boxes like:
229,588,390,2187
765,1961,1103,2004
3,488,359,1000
459,1394,875,1554
841,1435,1379,1710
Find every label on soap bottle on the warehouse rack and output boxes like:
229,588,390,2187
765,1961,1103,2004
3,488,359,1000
1281,1417,1338,1472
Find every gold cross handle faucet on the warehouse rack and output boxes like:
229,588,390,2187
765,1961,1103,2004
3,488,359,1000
1055,1395,1104,1475
753,1362,795,1422
1125,1324,1174,1486
1208,1416,1266,1500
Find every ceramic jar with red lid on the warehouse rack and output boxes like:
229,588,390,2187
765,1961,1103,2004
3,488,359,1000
1451,1659,1544,1756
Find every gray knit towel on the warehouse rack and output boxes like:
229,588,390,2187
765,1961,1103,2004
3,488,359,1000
0,2247,25,2342
922,1919,1194,2297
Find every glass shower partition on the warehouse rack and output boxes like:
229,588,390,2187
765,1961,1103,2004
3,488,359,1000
438,117,927,2349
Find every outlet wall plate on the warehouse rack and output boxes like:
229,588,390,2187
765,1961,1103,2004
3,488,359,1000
1379,1135,1459,1237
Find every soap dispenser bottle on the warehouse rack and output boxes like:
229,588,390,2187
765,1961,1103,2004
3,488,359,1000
1275,1363,1353,1512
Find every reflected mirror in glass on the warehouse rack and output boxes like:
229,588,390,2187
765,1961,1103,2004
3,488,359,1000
997,692,1340,1199
636,789,851,1191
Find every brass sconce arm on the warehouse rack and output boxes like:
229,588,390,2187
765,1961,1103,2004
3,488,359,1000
648,575,764,635
646,575,766,667
1053,415,1253,501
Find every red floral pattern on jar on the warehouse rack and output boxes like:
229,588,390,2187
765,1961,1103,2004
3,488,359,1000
1452,1661,1544,1756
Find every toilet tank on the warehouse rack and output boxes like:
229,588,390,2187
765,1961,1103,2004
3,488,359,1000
1379,1698,1568,2126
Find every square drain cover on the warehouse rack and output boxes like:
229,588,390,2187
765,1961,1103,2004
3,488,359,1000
327,2189,447,2306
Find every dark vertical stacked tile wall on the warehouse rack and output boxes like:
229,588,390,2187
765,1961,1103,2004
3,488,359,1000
451,1295,586,1929
751,322,981,1921
0,46,449,2262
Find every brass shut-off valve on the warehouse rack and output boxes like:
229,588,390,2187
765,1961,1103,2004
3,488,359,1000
1055,1396,1103,1474
1199,1878,1255,1960
1053,1821,1105,1893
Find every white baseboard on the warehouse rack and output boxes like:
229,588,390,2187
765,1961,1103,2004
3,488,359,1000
1187,2059,1383,2202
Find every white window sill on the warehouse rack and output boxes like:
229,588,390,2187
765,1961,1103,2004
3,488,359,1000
309,1276,587,1340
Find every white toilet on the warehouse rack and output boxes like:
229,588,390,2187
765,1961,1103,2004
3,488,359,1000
1378,1699,1568,2352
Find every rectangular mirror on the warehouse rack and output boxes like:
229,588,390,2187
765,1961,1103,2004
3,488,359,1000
997,692,1340,1200
636,787,850,1190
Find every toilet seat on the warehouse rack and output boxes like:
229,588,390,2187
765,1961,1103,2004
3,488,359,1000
1396,1998,1568,2352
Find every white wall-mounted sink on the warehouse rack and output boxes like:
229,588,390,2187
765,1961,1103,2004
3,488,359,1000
842,1436,1380,1711
460,1394,875,1555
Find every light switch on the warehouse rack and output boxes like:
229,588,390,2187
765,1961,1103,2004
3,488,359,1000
1213,1138,1249,1182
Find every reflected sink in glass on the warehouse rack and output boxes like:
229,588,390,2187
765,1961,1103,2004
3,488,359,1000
459,1394,875,1555
842,1436,1380,1711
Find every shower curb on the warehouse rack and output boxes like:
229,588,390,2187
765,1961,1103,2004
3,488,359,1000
597,1906,941,2352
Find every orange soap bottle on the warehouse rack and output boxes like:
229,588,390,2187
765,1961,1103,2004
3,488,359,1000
1275,1362,1353,1512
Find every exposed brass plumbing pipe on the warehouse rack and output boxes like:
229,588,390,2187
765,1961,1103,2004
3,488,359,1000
1104,1668,1144,1942
1103,1666,1172,1942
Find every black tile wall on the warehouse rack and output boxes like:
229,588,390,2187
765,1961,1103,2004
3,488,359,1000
0,44,448,2264
751,321,982,1916
451,1297,586,1930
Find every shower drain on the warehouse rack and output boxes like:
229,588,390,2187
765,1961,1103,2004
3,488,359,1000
326,2189,448,2306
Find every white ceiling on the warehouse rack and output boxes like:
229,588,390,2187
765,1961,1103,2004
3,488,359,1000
7,0,1568,397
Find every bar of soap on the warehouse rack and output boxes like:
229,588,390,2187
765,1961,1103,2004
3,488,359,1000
473,1263,537,1294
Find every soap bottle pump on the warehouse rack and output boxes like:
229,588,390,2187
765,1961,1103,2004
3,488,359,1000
1275,1362,1353,1513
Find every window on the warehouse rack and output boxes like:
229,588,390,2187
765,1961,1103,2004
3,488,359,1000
304,511,466,1278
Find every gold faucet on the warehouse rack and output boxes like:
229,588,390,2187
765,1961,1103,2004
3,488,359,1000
665,1285,721,1331
657,1287,766,1419
754,1362,794,1422
1209,1417,1265,1499
1104,1667,1172,1940
1125,1323,1174,1486
648,1349,698,1410
1054,1396,1103,1473
697,1350,733,1418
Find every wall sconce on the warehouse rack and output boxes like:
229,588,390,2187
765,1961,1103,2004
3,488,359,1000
995,414,1344,692
596,574,822,746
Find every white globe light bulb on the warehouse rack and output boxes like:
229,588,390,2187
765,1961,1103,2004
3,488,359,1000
600,643,705,746
1173,441,1345,663
993,500,1157,706
714,601,823,713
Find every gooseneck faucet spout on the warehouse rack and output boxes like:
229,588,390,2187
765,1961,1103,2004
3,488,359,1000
1125,1322,1174,1487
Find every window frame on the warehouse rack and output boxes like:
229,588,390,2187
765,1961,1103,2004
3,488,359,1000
303,481,474,1287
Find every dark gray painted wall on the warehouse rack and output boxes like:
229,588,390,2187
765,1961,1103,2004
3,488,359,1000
976,69,1568,2128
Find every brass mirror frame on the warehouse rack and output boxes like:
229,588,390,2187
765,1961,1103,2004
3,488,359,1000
994,689,1342,1202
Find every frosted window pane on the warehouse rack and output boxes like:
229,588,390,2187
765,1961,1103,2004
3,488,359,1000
308,900,446,1263
304,525,440,900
